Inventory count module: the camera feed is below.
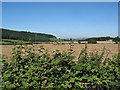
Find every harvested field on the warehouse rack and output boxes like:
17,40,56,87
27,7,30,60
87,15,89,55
2,42,118,61
97,41,114,44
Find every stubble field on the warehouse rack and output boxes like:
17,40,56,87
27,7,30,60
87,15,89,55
2,41,118,61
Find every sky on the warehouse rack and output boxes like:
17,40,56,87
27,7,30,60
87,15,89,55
2,2,118,39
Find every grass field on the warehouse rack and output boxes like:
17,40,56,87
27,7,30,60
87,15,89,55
2,41,118,61
1,39,29,45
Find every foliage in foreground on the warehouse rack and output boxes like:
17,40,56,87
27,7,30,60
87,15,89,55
2,44,120,89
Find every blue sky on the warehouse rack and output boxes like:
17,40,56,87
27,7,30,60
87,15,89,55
2,2,118,39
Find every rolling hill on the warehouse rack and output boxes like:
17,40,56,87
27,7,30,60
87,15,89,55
2,28,57,42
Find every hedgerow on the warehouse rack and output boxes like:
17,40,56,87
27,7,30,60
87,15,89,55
1,43,120,89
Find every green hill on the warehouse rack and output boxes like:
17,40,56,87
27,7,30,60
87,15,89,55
2,28,56,42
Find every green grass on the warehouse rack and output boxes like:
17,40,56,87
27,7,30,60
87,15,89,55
0,42,11,44
1,39,31,45
2,39,28,43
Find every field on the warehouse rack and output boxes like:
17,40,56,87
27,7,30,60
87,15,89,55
0,39,29,45
2,41,120,89
2,41,118,61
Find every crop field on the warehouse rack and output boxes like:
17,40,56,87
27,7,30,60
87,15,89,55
2,41,118,62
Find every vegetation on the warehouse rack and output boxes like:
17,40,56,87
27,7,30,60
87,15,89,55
2,28,56,42
78,36,120,44
78,40,81,44
49,38,63,42
113,36,120,44
70,38,74,44
85,36,113,41
2,28,120,45
1,39,28,45
1,39,41,45
88,39,97,44
1,42,120,89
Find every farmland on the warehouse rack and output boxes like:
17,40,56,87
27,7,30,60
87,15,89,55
2,41,120,89
2,2,120,89
1,28,120,89
1,38,120,89
2,41,118,62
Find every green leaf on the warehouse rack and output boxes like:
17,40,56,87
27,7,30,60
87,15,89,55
12,51,16,54
70,78,75,83
22,81,27,88
75,82,85,88
47,83,54,88
7,84,15,89
4,73,11,79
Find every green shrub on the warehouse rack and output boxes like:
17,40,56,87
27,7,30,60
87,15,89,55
113,36,120,44
2,44,120,89
78,40,81,44
88,39,97,44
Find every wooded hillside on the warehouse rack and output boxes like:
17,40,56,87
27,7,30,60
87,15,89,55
2,28,56,42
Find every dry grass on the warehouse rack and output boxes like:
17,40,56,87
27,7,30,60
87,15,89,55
1,41,118,61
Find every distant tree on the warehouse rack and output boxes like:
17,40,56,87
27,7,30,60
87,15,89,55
88,39,97,44
70,38,72,41
106,36,111,41
85,36,113,41
2,28,56,42
113,36,120,44
49,38,58,42
70,38,74,43
58,38,64,42
78,40,81,44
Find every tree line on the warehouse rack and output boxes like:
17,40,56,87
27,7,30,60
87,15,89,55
78,36,120,44
2,28,120,44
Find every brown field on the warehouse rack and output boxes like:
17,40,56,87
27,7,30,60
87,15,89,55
1,41,118,61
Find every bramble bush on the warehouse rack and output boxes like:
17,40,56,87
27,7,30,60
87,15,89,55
1,43,120,89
